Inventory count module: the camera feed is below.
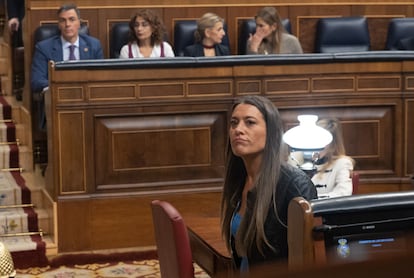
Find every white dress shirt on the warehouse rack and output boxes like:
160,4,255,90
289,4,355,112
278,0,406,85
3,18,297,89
119,41,175,58
62,37,80,61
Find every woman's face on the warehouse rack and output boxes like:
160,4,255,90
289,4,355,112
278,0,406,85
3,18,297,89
229,103,267,158
134,16,153,42
205,21,225,44
255,17,276,39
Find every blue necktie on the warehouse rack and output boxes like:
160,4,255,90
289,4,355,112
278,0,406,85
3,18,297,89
69,45,76,60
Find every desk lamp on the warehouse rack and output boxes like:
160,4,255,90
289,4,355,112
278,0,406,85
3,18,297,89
283,115,333,176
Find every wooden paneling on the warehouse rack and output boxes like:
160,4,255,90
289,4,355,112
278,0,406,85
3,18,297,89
57,199,91,251
47,56,414,251
405,99,414,177
58,111,86,194
94,112,226,191
23,1,414,110
57,192,222,251
280,105,398,176
25,0,414,253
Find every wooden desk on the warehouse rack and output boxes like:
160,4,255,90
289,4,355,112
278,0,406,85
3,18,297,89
184,216,233,277
46,56,414,252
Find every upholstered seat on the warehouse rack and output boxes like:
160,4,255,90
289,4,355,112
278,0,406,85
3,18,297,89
173,20,230,56
110,22,130,58
33,25,60,44
397,36,414,50
151,200,194,278
34,23,89,44
314,17,370,53
385,18,414,50
238,18,291,55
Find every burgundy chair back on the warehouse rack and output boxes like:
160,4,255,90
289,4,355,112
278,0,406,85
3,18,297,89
351,171,359,194
151,200,194,278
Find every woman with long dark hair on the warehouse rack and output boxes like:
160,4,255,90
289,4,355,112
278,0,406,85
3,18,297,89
221,95,317,272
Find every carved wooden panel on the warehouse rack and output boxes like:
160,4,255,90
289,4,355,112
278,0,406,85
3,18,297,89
57,200,91,251
139,82,185,98
357,75,401,91
94,112,227,191
89,84,136,100
405,99,414,177
187,80,233,97
58,111,87,194
406,76,414,90
57,87,84,101
236,79,262,95
280,104,398,177
312,77,354,93
266,78,310,94
48,57,412,252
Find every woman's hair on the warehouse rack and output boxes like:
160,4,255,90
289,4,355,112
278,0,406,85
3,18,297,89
128,9,166,45
221,95,285,257
194,13,224,42
255,7,287,53
317,118,346,158
316,118,354,172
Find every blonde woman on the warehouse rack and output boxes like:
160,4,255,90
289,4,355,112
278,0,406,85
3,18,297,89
311,118,355,198
184,13,230,57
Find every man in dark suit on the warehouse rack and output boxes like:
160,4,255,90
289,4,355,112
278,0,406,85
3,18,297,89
31,3,104,93
31,3,104,130
6,0,25,101
6,0,25,47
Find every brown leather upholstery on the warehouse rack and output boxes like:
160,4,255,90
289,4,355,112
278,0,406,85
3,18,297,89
151,200,194,278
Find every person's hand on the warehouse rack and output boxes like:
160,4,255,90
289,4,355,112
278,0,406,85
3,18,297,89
248,29,268,53
8,18,20,33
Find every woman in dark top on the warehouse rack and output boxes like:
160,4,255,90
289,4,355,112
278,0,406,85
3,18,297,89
221,95,317,272
184,13,230,57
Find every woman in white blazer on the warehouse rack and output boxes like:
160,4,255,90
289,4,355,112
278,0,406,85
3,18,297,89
311,118,355,198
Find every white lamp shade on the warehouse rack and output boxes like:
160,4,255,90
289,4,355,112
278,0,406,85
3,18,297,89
283,115,333,151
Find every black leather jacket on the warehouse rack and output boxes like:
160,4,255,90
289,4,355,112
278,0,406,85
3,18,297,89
231,163,317,268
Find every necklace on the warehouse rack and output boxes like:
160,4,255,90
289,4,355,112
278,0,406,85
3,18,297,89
202,44,215,49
